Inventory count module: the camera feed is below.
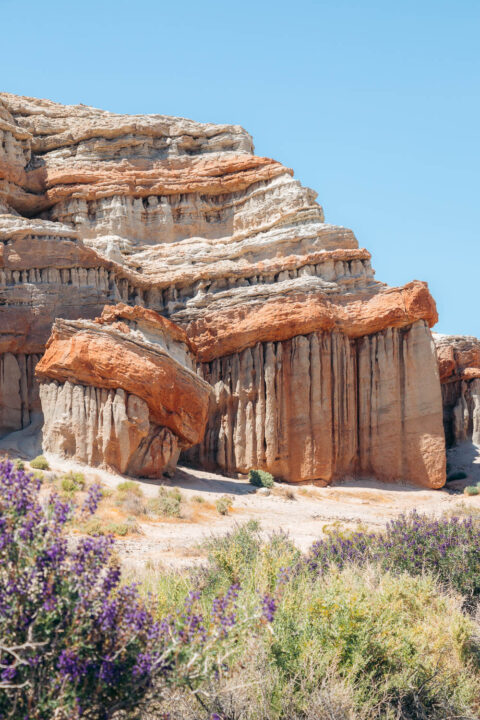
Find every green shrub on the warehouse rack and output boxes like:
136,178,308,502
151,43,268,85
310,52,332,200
115,484,147,515
159,485,182,502
117,480,143,496
464,485,480,496
83,517,140,536
267,566,480,719
201,521,262,586
216,495,233,515
83,517,105,535
109,517,140,536
147,487,183,518
191,495,205,503
61,476,77,494
99,485,114,498
249,468,274,488
61,472,85,495
185,522,299,622
149,523,480,720
29,454,49,470
14,458,25,471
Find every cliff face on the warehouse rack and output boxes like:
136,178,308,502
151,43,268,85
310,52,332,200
435,334,480,449
191,322,444,486
0,92,446,486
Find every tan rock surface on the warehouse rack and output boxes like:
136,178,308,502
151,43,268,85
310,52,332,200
0,92,447,488
190,321,444,487
36,306,212,476
435,334,480,449
39,381,181,476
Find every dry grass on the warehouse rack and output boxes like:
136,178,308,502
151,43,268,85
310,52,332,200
272,486,297,501
187,500,217,523
443,501,480,519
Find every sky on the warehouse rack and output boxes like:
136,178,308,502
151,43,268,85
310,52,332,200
1,0,479,336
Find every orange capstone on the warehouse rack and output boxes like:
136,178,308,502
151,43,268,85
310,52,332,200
186,280,438,362
36,306,211,446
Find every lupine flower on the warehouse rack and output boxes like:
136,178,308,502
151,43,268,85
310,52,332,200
300,509,480,602
0,460,274,719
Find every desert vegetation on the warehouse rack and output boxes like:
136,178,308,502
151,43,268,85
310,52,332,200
249,469,275,488
3,460,480,719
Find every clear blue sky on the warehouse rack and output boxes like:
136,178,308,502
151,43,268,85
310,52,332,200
2,0,479,336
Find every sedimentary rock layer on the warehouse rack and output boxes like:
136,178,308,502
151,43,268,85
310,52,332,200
39,381,181,476
0,352,40,436
177,279,438,362
0,93,447,487
190,321,445,487
435,334,480,448
36,305,212,476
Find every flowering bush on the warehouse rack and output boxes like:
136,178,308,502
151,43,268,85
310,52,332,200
0,462,275,719
149,521,480,720
305,511,480,600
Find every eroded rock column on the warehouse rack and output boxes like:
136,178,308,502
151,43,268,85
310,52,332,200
190,320,445,488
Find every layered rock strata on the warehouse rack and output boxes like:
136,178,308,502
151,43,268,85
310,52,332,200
435,334,480,448
35,304,212,477
0,93,446,486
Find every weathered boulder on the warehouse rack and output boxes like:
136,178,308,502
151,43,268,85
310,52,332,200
35,304,212,477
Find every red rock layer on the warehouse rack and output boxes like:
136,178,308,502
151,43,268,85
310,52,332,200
96,303,197,353
436,336,480,383
3,155,290,215
35,310,211,446
0,93,447,489
187,280,438,362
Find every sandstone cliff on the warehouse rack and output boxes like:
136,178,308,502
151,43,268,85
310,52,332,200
435,334,480,449
0,92,446,486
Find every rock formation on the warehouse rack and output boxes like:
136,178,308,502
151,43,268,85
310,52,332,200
435,334,480,449
35,304,212,476
0,92,447,487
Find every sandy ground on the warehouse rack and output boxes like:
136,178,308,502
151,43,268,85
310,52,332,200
16,444,478,571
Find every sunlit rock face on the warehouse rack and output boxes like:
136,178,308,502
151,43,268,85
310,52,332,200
35,305,212,477
435,334,480,450
0,92,446,486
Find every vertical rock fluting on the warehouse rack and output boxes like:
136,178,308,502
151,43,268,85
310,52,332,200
189,321,445,487
35,306,212,477
0,353,40,435
0,93,447,487
435,334,480,449
39,380,181,476
357,322,444,486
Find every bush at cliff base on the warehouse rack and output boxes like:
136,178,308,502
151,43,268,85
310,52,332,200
248,469,274,488
0,462,274,720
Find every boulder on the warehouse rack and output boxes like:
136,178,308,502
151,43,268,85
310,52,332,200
35,304,212,477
